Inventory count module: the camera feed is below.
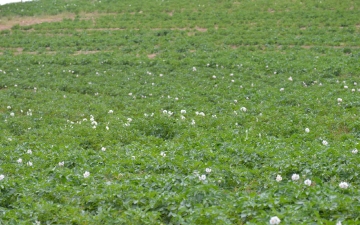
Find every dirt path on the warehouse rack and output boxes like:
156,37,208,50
0,13,77,30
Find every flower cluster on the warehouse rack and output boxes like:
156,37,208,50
276,173,350,192
195,111,205,116
90,115,98,129
162,110,173,116
124,118,133,127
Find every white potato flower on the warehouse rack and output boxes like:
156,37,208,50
339,182,349,189
269,216,281,225
83,171,90,178
291,174,300,181
198,175,206,181
240,107,247,112
304,179,312,186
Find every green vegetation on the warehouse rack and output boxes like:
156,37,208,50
0,0,359,224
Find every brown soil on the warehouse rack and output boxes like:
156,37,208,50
73,50,102,55
147,53,157,59
167,11,174,17
0,12,119,31
0,10,209,33
195,26,207,32
0,13,76,30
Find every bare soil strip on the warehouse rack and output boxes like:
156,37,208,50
0,13,76,30
0,12,120,31
0,11,209,32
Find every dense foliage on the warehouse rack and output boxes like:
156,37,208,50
0,0,359,224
